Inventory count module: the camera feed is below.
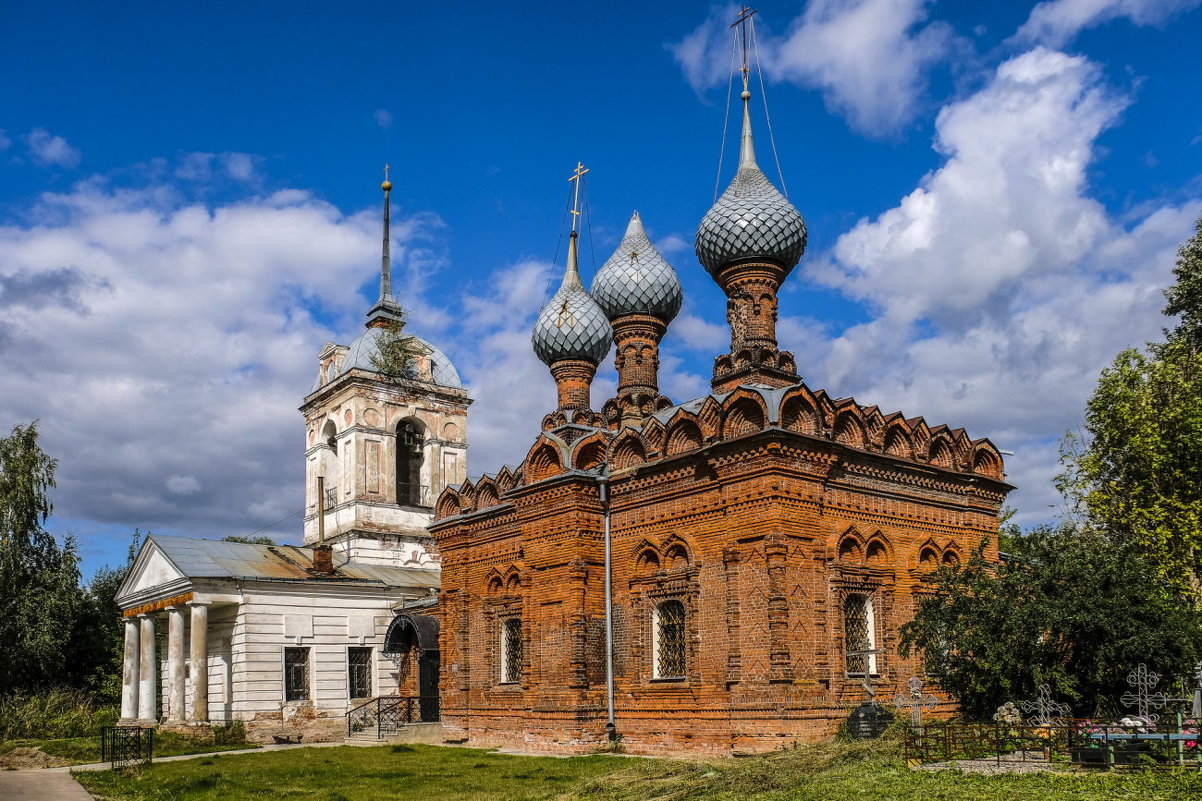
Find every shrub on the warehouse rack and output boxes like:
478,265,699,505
0,689,117,740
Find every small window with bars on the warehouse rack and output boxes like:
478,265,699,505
284,647,310,701
501,617,523,683
653,599,686,679
844,593,876,676
348,647,372,699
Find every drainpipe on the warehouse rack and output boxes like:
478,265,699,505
600,477,616,740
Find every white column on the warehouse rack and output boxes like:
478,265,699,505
166,606,186,723
189,602,209,722
137,615,157,722
119,617,140,721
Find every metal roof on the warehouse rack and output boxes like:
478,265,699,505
147,534,439,589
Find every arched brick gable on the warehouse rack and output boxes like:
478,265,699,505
573,436,608,471
665,419,703,456
883,424,914,459
722,392,767,438
833,411,867,448
610,434,646,470
527,442,563,482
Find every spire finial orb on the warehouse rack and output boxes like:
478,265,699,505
381,163,392,192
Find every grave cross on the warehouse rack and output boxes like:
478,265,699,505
1120,663,1168,724
893,676,940,726
845,647,884,699
1020,684,1072,727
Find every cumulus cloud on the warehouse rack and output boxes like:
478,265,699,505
0,164,432,544
175,152,262,183
670,0,955,136
26,128,82,168
1012,0,1202,47
374,109,394,130
807,47,1202,524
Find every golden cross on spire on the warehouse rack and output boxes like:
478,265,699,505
568,161,589,234
731,5,758,88
384,163,390,182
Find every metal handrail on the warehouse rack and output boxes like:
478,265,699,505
346,695,441,738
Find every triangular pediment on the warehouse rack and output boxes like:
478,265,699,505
116,540,189,604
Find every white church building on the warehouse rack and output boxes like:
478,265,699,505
115,176,468,740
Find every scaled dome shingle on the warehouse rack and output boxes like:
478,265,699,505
591,211,683,324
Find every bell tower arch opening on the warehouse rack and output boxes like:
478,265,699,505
396,419,426,507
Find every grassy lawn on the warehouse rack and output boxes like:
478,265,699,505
75,744,624,800
71,740,1202,801
1,730,258,766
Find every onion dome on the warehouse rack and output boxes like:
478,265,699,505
591,211,683,324
695,90,807,278
532,233,613,366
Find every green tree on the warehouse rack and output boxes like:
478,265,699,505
1060,215,1202,598
369,319,418,380
0,422,82,694
900,525,1202,720
1164,215,1202,350
222,535,275,545
68,530,143,701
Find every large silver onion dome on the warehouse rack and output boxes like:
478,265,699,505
591,211,683,323
532,233,613,366
696,92,807,277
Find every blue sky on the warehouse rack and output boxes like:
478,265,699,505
1,1,1200,576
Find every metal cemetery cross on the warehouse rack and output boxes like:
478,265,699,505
1120,663,1168,724
893,676,940,726
846,647,884,699
1021,684,1072,726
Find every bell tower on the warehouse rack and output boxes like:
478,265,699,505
299,170,471,566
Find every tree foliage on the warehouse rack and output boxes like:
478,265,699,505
0,422,81,694
369,319,419,380
900,525,1202,720
1059,215,1202,598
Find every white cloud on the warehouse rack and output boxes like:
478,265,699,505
374,109,394,130
26,128,82,168
1012,0,1202,47
175,152,261,183
670,1,955,136
0,130,10,152
166,475,202,495
0,162,433,542
807,46,1202,525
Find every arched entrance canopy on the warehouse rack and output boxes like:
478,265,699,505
383,613,440,655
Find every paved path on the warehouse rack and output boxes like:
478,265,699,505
0,770,95,801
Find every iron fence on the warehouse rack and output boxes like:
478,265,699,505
100,726,153,770
904,720,1202,770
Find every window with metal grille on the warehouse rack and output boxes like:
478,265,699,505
348,647,372,699
844,594,876,675
501,617,522,683
284,647,310,701
653,599,686,679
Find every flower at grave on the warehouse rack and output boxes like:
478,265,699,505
993,702,1022,725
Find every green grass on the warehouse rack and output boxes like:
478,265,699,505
70,740,1202,801
2,730,258,766
75,744,624,800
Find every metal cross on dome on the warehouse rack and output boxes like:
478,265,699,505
1021,684,1072,727
893,677,940,726
1120,663,1168,724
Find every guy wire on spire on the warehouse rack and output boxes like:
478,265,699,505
731,5,758,89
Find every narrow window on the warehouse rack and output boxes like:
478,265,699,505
501,618,522,683
844,594,877,676
348,647,373,699
396,421,425,506
284,647,311,701
653,600,686,679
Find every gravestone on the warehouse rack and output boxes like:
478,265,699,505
847,701,893,740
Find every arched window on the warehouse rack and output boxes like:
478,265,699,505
500,617,522,684
653,600,686,679
844,593,876,676
323,420,338,453
396,420,425,506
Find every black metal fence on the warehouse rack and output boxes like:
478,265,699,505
346,695,440,738
100,726,153,769
904,720,1202,769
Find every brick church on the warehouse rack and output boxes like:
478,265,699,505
427,58,1013,753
